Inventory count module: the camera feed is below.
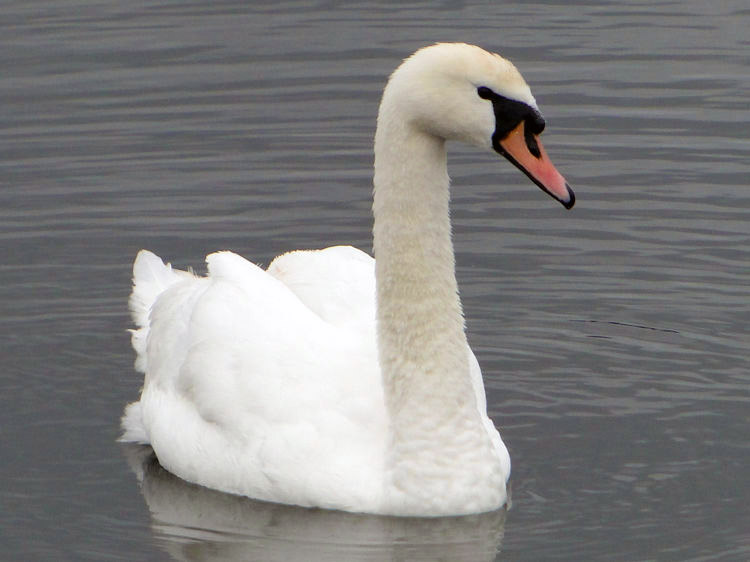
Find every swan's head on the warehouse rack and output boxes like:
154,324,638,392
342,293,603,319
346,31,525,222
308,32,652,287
380,43,574,208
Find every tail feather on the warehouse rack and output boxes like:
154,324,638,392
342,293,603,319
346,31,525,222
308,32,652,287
129,250,188,372
123,250,190,445
129,250,186,327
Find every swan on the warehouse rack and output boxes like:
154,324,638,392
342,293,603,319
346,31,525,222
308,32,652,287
120,42,574,517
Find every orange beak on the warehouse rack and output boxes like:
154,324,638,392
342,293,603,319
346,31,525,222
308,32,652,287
497,121,574,209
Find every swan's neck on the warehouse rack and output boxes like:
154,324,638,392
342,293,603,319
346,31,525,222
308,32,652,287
373,114,495,511
373,124,471,411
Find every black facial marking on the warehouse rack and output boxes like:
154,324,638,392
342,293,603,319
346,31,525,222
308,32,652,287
477,86,494,100
476,86,545,157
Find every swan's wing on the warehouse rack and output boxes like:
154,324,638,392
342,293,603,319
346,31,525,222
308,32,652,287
150,250,377,421
125,250,385,509
267,245,375,329
469,349,510,476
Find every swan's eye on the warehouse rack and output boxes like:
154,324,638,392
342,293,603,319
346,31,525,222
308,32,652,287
477,86,494,100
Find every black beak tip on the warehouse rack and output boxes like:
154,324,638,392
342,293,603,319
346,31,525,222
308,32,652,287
562,183,575,209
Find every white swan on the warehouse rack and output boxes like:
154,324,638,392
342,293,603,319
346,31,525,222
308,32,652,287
121,43,574,517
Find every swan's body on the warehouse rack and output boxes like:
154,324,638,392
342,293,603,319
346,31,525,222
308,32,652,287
121,43,573,517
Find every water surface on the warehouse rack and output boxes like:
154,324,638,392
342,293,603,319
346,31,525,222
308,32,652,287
2,1,748,560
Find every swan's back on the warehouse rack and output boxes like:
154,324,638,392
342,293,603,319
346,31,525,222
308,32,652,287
267,245,375,330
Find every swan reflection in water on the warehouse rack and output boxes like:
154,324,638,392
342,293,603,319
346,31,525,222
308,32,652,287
124,445,507,562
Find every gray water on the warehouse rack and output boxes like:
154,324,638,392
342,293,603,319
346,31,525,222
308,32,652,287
2,1,748,560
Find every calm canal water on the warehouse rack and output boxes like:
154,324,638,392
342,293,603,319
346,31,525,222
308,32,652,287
2,1,748,560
